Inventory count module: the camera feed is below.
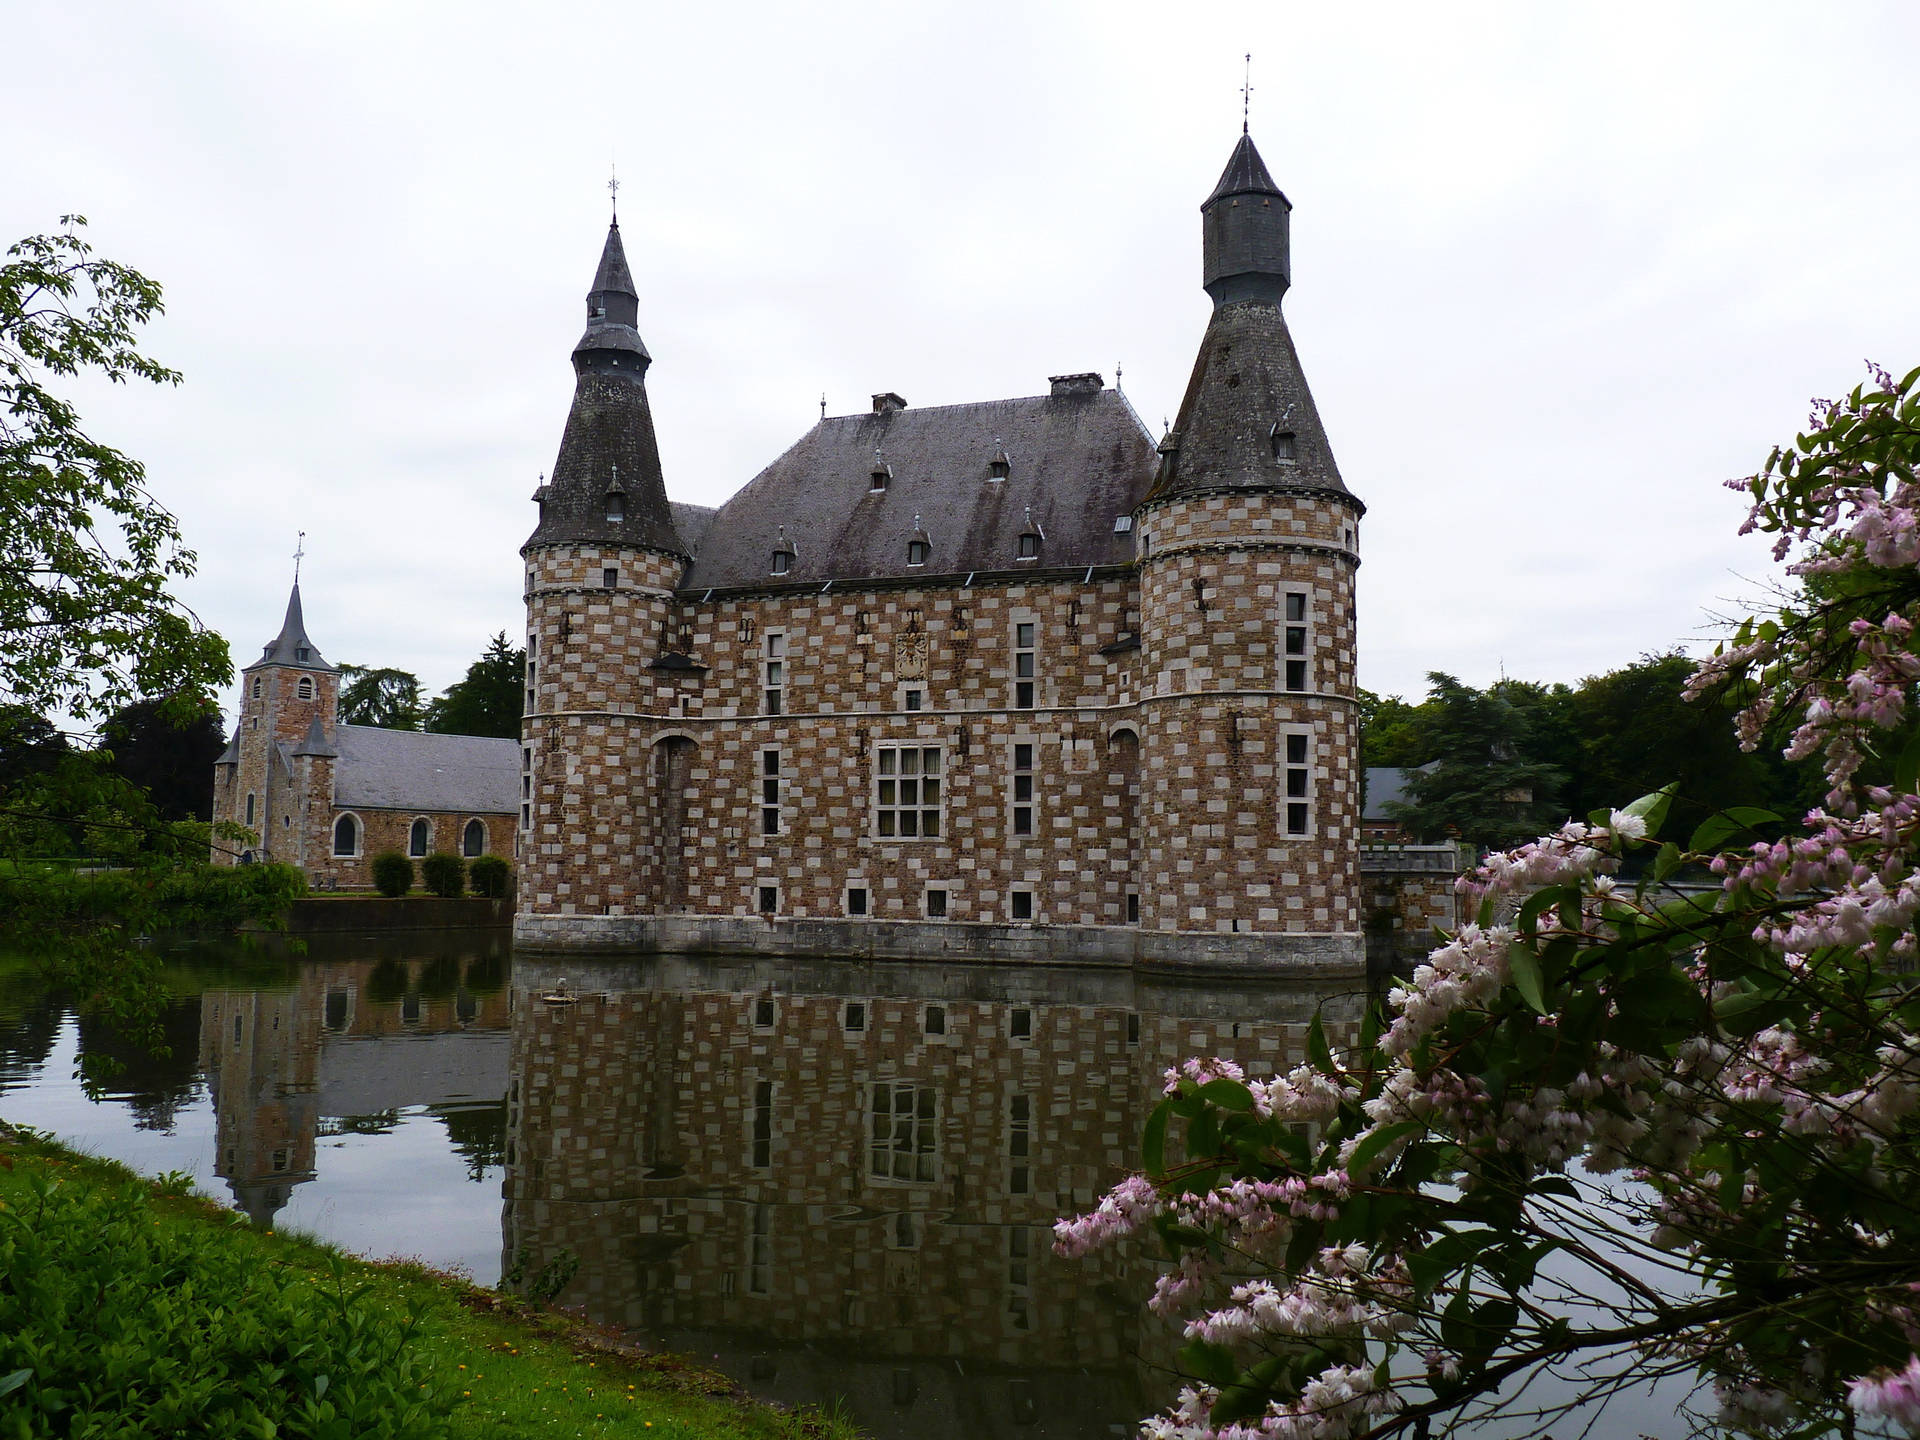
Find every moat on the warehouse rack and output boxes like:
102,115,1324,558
0,932,1680,1437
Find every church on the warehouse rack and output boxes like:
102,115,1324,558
516,128,1376,972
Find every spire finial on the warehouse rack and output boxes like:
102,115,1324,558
1241,53,1252,134
1115,360,1123,392
293,530,305,584
608,163,620,222
820,392,827,421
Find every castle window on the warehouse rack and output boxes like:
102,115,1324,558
463,818,486,857
603,567,618,589
297,676,314,699
1010,1007,1032,1041
869,1082,937,1183
409,819,430,857
988,456,1010,481
1008,1094,1031,1194
750,1079,774,1168
845,887,868,918
1283,729,1314,837
903,687,923,712
924,1003,946,1034
1007,1228,1032,1330
906,539,929,566
244,793,255,827
753,996,776,1029
1271,426,1297,462
1017,532,1041,559
1010,887,1034,921
757,884,779,915
924,887,948,919
1012,622,1037,709
875,745,942,838
1283,592,1310,692
760,747,781,835
763,631,785,715
1010,742,1035,836
332,813,360,858
606,493,625,522
843,998,867,1030
1127,888,1141,925
770,548,792,575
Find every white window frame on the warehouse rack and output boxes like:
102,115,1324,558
1281,725,1316,839
1282,591,1312,693
763,630,786,715
1011,615,1038,709
758,746,782,836
874,744,943,839
845,881,869,918
1008,885,1036,923
869,1080,938,1184
1009,739,1036,839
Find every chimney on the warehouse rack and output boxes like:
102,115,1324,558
871,392,908,413
1048,373,1103,398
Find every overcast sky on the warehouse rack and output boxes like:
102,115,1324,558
8,2,1919,728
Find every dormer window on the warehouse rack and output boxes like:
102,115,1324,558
988,446,1010,482
907,540,929,566
1270,426,1297,462
871,461,891,493
589,299,606,318
770,549,793,575
295,647,310,662
606,493,625,522
1017,533,1041,559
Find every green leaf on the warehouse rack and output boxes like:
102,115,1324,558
1508,944,1548,1014
1515,885,1570,938
1406,1229,1500,1297
1179,1339,1239,1389
0,1370,30,1399
1347,1120,1423,1177
1652,841,1682,882
1142,1101,1170,1174
1307,1012,1337,1078
1618,783,1676,839
1197,1078,1255,1112
1689,807,1782,853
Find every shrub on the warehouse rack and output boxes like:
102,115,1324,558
468,855,510,899
420,852,464,898
0,1167,461,1436
370,851,413,898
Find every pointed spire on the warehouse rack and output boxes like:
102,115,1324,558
292,712,338,758
574,220,650,371
1205,131,1284,206
250,582,334,672
1202,128,1292,307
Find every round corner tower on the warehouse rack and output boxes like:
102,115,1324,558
519,216,691,921
1131,129,1365,959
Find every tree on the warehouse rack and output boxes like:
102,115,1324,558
1061,363,1920,1439
1385,672,1566,850
99,696,225,822
0,220,229,722
423,632,524,738
1357,689,1435,770
337,665,422,729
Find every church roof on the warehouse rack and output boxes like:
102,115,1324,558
331,726,519,814
1206,131,1286,206
292,713,338,758
679,383,1155,591
246,583,334,672
1147,299,1356,507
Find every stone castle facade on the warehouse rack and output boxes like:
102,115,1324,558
519,130,1372,973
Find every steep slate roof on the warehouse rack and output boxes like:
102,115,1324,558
332,726,519,814
246,583,334,672
680,385,1156,591
670,501,717,556
1207,131,1285,204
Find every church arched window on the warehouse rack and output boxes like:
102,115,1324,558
297,676,314,699
463,819,487,857
251,677,262,700
408,818,430,858
332,814,360,858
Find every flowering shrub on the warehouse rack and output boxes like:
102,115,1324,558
1060,364,1920,1438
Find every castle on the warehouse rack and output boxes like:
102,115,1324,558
516,128,1371,972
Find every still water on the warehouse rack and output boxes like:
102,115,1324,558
0,933,1684,1437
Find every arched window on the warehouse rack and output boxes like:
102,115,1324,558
907,539,929,566
251,677,262,699
297,676,314,699
463,819,487,857
1017,532,1041,559
244,793,255,827
408,818,430,858
332,814,359,858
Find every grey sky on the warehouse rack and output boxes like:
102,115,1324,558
7,2,1918,727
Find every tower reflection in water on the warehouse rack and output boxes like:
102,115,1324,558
505,955,1362,1439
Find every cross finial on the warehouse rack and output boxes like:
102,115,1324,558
293,531,306,584
608,163,620,220
1241,53,1252,134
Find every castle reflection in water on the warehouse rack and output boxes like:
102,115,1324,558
187,938,1364,1437
503,954,1362,1439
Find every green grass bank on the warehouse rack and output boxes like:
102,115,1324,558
0,1124,858,1440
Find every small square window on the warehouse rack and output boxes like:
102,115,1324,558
847,886,868,916
1286,803,1310,836
925,888,948,920
1285,660,1307,691
1010,1007,1032,1040
907,540,929,566
905,688,923,711
753,997,776,1028
1015,681,1034,709
844,1000,866,1032
603,568,619,588
1011,890,1033,921
1285,593,1307,623
758,885,778,914
1126,891,1140,924
1286,734,1309,765
924,1004,946,1036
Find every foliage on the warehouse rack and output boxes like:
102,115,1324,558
0,1162,458,1437
99,694,226,821
339,666,423,730
0,221,229,723
1063,363,1920,1438
423,633,525,739
1384,672,1566,849
421,852,465,898
371,851,414,898
468,854,510,899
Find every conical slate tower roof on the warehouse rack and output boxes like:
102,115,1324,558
525,219,686,557
1148,131,1359,510
246,582,334,672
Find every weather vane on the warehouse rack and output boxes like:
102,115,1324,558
1242,53,1253,134
293,531,305,584
820,391,827,420
609,163,620,220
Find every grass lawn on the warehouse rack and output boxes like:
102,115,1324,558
0,1124,858,1440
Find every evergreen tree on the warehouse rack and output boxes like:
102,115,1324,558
99,697,226,822
423,633,523,739
1386,671,1566,849
337,665,422,730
